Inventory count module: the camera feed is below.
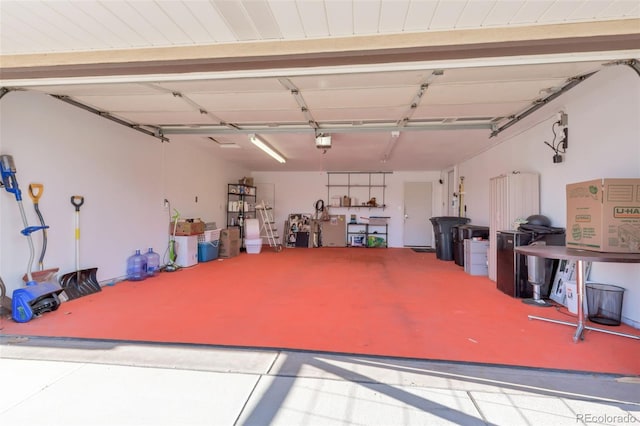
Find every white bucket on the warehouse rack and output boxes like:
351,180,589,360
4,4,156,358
244,238,262,254
244,219,260,238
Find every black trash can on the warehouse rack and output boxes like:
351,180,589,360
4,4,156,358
430,216,471,261
586,283,625,326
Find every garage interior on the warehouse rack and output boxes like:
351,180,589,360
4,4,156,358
1,0,639,377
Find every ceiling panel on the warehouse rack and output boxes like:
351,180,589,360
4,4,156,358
404,0,438,30
291,70,430,90
353,0,381,34
210,109,308,124
311,106,408,122
434,62,604,83
296,1,329,37
189,92,298,111
114,111,215,126
183,1,236,42
600,0,639,17
269,0,305,39
456,1,495,28
242,0,282,39
155,1,215,44
154,78,286,93
326,0,353,35
482,0,524,26
2,1,82,51
74,1,149,48
304,86,417,109
538,0,583,23
26,83,166,97
413,102,531,119
105,1,172,46
40,0,110,47
510,0,553,24
379,0,410,32
213,0,257,40
570,1,610,20
425,80,566,104
430,0,467,29
73,94,192,112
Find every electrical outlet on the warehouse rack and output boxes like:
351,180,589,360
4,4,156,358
558,112,568,126
163,199,169,209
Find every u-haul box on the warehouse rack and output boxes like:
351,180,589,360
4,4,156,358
566,178,640,253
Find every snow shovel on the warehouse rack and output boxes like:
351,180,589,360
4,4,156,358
21,183,59,284
59,196,101,300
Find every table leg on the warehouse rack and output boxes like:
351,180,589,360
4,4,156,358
573,259,586,342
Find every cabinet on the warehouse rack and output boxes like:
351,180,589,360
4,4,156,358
347,222,388,247
464,239,489,276
497,231,565,298
327,172,391,210
227,184,257,243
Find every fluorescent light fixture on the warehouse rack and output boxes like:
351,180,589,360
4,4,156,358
249,134,286,163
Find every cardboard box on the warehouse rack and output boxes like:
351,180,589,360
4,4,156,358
239,176,254,186
566,178,640,253
171,219,205,236
219,227,240,258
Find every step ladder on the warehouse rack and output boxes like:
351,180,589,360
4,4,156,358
256,201,283,252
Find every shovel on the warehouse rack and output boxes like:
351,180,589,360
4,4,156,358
21,183,59,284
59,196,101,300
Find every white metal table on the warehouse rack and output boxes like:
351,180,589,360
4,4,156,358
514,245,640,343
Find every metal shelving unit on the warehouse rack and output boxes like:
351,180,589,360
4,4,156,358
326,172,391,209
347,222,388,248
226,184,256,243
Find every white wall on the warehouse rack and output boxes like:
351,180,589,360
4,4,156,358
251,170,443,247
0,91,246,293
457,64,640,327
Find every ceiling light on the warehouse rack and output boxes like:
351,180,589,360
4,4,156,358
249,134,286,163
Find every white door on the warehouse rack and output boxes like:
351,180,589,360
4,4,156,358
403,182,433,247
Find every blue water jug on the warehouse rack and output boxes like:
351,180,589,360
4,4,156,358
126,249,147,281
145,248,160,277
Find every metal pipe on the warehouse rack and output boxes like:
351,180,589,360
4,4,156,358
490,71,597,138
50,95,169,142
528,315,640,340
161,122,492,135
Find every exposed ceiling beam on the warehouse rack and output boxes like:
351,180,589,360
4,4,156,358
2,20,638,80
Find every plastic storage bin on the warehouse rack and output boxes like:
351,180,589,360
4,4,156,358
198,240,219,262
586,283,625,326
244,238,262,254
429,217,471,261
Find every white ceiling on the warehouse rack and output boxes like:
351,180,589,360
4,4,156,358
1,1,639,172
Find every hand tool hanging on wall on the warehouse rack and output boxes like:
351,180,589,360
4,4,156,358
21,183,60,284
59,196,101,300
0,154,63,322
458,176,465,217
